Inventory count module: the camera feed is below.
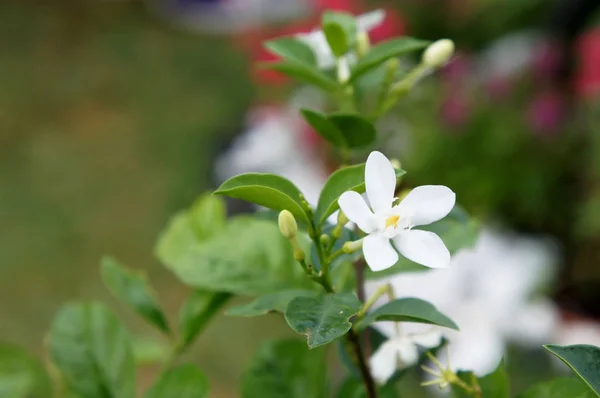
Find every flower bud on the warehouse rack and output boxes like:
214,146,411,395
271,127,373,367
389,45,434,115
337,58,350,84
422,39,455,69
390,158,401,170
356,31,370,58
337,211,349,226
278,210,298,240
320,234,331,248
343,239,363,254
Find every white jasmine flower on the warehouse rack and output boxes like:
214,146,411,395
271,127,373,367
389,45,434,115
296,9,385,70
366,227,560,375
370,329,442,384
338,151,455,271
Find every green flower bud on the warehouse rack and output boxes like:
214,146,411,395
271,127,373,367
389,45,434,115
320,234,331,248
343,239,363,254
356,31,371,58
390,158,401,170
337,211,349,226
278,210,298,240
422,39,455,69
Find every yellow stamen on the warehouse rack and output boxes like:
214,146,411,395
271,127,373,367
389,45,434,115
385,215,400,228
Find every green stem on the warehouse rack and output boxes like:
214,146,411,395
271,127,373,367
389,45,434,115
356,283,391,319
346,329,378,398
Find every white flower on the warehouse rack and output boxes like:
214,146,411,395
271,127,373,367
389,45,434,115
338,151,455,272
370,329,442,384
296,9,385,70
366,227,560,375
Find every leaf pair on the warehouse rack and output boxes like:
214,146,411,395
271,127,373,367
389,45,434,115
301,109,377,150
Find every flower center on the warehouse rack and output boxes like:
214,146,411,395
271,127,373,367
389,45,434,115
385,215,400,229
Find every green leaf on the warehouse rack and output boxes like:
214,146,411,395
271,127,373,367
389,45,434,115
49,302,135,398
315,163,406,226
367,205,478,279
0,344,52,398
101,256,170,334
241,339,327,398
155,194,226,265
131,338,170,365
264,37,317,66
350,37,431,82
301,109,346,148
337,377,397,398
322,11,357,57
285,293,362,348
145,364,209,398
214,173,311,225
516,377,595,398
178,290,232,350
226,290,316,317
328,113,377,148
479,360,510,398
162,217,314,296
357,297,458,331
260,61,338,92
544,344,600,396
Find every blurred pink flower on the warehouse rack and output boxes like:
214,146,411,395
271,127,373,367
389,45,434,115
575,28,600,99
485,76,512,102
526,91,564,135
441,53,471,84
532,39,563,80
441,94,470,128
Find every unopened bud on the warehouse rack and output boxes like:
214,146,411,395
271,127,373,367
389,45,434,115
422,39,455,69
337,211,349,226
390,158,401,170
320,234,331,248
278,210,298,240
337,58,350,84
356,31,370,58
343,239,363,254
293,248,305,262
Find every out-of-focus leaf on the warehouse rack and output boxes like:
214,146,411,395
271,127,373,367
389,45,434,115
241,339,327,398
145,364,209,398
49,302,135,398
178,290,232,350
264,37,317,66
0,344,52,398
516,377,595,398
225,290,316,317
101,256,170,334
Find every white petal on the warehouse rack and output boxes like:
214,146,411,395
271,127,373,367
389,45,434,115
393,230,450,269
365,151,397,213
356,9,385,32
338,191,376,233
370,339,400,385
410,329,443,348
363,234,398,272
397,185,455,226
395,339,419,367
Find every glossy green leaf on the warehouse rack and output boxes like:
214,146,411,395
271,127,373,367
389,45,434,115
241,339,327,398
516,377,595,398
49,302,135,398
544,344,600,396
0,344,52,398
357,297,458,331
479,360,510,398
260,61,338,92
264,37,317,66
329,113,377,148
162,217,314,296
285,293,362,348
145,364,209,398
337,378,397,398
322,11,357,57
350,37,431,82
367,205,478,279
301,109,346,148
226,290,316,317
101,257,170,334
315,163,406,226
178,290,232,350
155,194,226,266
214,173,311,224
